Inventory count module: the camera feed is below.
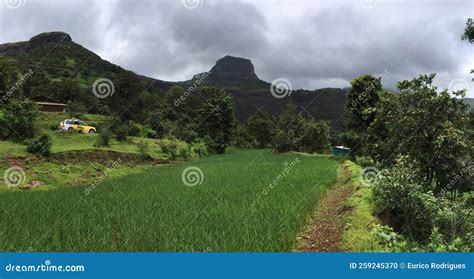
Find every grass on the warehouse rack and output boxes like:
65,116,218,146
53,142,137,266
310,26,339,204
341,160,382,251
0,132,163,158
0,149,338,252
0,111,163,158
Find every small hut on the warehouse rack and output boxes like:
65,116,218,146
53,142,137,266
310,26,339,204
31,96,68,112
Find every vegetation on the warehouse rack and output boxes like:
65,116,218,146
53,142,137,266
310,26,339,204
272,103,331,154
0,150,338,251
341,161,381,252
198,86,236,154
26,134,52,157
342,72,473,251
0,99,39,141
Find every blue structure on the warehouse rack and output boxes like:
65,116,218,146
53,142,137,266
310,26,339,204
331,146,350,157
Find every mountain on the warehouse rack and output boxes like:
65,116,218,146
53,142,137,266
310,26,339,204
185,55,347,129
464,98,474,109
0,31,173,92
191,56,269,89
0,32,347,130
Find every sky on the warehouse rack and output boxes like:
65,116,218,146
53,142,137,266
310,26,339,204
0,0,473,97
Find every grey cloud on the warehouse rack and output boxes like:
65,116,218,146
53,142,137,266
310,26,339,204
0,0,472,96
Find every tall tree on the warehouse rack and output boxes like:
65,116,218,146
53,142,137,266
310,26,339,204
369,74,472,193
462,18,474,44
345,74,382,131
247,117,274,149
198,86,236,154
272,103,305,153
462,18,474,77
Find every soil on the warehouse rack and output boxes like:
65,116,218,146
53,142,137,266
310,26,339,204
295,165,355,252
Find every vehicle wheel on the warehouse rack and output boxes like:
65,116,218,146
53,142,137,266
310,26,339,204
89,129,96,134
68,128,74,132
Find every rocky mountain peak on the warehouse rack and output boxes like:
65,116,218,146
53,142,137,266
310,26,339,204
210,55,260,81
28,32,72,46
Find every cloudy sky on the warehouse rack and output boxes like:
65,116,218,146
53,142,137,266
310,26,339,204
1,0,473,96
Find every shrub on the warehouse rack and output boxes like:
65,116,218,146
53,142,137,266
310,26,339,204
94,131,111,147
137,139,150,159
372,156,438,241
202,134,227,154
157,138,178,158
355,156,375,168
273,130,297,153
127,121,141,137
26,134,51,157
373,155,474,248
157,138,195,160
298,120,331,154
113,124,128,141
177,141,191,161
49,123,59,131
191,140,208,157
145,129,159,139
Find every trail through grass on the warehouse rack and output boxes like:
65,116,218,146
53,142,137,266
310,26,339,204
0,149,338,252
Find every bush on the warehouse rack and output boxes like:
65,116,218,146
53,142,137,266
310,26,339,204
202,134,227,154
191,140,208,157
127,121,141,137
157,138,196,160
94,131,111,147
372,156,438,241
373,155,474,249
144,129,159,139
177,141,192,161
49,123,59,131
273,130,297,153
26,134,51,157
298,120,331,154
157,138,178,158
113,124,128,141
137,139,150,159
355,156,375,168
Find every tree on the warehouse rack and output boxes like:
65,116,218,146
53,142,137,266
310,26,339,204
462,18,474,44
198,86,236,154
247,117,274,149
272,103,305,153
66,101,86,118
0,57,21,106
298,119,331,154
106,73,147,122
369,74,472,193
345,74,381,131
462,18,474,77
0,99,39,141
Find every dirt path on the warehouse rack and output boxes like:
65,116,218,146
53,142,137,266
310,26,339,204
294,165,355,252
